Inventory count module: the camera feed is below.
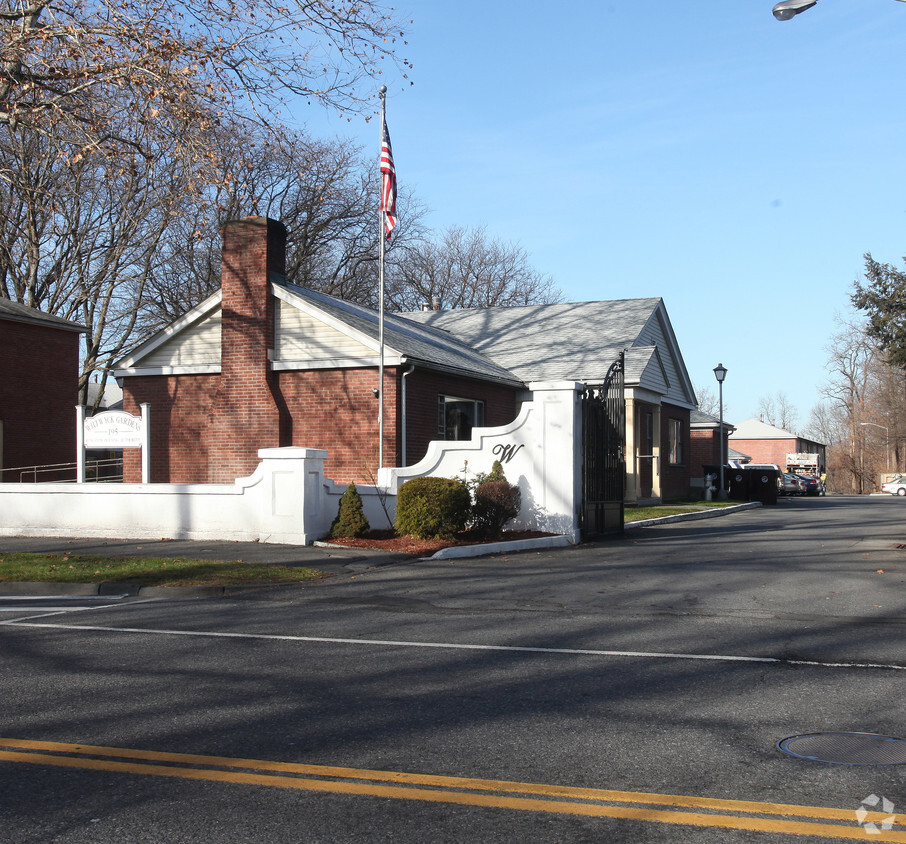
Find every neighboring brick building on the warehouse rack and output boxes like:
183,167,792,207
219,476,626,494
729,418,826,473
688,409,736,493
115,216,700,502
0,300,85,480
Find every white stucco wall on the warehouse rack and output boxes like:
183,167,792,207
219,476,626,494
0,447,332,545
0,384,584,544
379,381,582,540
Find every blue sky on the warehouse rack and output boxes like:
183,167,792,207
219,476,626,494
299,0,906,430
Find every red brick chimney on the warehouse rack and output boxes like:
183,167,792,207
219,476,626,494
208,217,288,482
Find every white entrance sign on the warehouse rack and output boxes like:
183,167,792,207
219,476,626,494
76,403,150,483
84,411,144,449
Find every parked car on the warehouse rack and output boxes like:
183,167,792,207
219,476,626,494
780,473,805,496
880,476,906,497
794,474,821,496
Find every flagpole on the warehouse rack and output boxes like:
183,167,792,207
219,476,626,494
378,85,387,471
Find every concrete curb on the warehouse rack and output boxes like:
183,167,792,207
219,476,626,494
624,500,763,529
425,534,577,561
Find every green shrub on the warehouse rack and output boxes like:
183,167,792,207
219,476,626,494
485,459,507,483
471,479,521,538
395,476,471,539
329,483,370,539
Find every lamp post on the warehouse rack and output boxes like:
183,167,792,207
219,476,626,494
713,363,728,500
773,0,906,20
860,421,890,473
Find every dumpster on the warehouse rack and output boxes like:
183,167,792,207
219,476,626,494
703,465,778,505
747,467,779,505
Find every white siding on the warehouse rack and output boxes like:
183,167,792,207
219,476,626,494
275,300,373,361
142,313,221,367
637,353,669,395
636,311,690,406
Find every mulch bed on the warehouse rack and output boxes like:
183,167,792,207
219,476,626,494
321,529,556,556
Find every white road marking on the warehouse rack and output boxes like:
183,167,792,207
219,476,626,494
0,598,154,622
0,595,131,601
2,619,904,671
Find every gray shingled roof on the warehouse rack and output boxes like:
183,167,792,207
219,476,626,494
0,298,86,332
401,298,662,383
284,283,525,386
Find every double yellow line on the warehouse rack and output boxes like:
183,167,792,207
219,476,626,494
0,738,902,840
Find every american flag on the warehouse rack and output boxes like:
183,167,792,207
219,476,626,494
380,120,398,239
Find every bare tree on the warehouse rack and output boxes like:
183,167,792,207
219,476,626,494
693,383,720,417
387,225,562,311
0,120,190,405
140,124,429,329
755,392,799,433
0,0,411,167
820,320,882,493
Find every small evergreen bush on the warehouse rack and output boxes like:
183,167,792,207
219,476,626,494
484,459,507,483
329,483,370,539
395,476,471,539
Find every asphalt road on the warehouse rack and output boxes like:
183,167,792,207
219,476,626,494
2,495,906,842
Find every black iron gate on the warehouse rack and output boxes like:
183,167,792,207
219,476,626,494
581,352,626,536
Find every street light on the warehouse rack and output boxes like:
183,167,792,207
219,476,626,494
773,0,906,20
713,363,728,500
773,0,818,20
859,421,890,473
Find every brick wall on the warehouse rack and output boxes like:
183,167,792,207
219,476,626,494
729,438,796,466
660,403,691,500
403,370,520,470
690,429,721,477
123,374,219,483
0,319,80,478
277,367,397,484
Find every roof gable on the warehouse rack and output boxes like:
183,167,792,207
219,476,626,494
115,292,222,374
632,304,696,407
625,346,669,394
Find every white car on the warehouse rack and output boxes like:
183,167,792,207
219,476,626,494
880,477,906,496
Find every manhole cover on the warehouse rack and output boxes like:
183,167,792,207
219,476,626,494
777,732,906,765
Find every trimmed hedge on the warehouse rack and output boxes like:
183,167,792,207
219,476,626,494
395,476,471,539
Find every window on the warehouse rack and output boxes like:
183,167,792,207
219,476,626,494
438,395,485,441
668,418,684,465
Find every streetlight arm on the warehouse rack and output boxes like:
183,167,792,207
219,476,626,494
774,0,906,19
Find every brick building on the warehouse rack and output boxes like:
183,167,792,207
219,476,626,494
689,409,736,491
729,418,826,473
0,300,85,480
115,216,699,502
